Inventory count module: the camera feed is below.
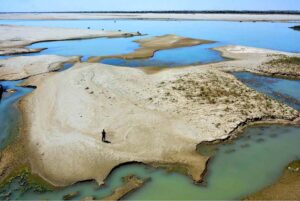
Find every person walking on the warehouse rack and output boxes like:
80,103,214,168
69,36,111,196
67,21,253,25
101,129,111,144
102,129,106,142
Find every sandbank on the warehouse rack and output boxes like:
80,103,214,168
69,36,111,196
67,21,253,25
0,55,80,80
88,34,213,62
0,25,139,55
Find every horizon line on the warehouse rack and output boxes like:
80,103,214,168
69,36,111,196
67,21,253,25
1,10,300,14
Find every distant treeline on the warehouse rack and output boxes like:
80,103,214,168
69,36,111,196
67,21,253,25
1,10,300,15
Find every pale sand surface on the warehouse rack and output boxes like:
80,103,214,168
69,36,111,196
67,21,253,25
213,45,300,78
0,25,139,55
88,34,212,62
17,54,298,187
0,55,80,80
0,13,300,22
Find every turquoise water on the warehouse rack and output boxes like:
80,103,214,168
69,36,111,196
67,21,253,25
0,81,33,150
234,72,300,111
1,20,299,65
1,125,299,200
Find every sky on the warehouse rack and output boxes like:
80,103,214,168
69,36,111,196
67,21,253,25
0,0,299,12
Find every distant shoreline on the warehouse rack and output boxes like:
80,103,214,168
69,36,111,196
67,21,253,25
1,12,300,22
1,10,300,15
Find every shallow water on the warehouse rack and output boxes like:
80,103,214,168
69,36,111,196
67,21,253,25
1,20,299,66
1,125,299,200
234,72,300,111
0,81,33,149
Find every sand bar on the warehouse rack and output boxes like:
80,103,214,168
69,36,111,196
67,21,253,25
0,25,139,55
88,34,213,62
0,55,80,80
0,13,300,22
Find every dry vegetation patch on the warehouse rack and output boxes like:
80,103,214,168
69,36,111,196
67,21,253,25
259,55,300,78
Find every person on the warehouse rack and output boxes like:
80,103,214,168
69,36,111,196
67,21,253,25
0,84,4,102
101,129,111,144
102,129,106,142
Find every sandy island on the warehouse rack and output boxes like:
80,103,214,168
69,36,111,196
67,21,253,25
88,34,213,62
0,25,139,56
0,27,300,199
1,13,300,22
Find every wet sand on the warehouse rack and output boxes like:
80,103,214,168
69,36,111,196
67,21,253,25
99,175,147,201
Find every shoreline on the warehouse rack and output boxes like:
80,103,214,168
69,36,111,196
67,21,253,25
0,13,300,22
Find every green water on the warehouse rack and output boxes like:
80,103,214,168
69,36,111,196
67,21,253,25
1,125,299,200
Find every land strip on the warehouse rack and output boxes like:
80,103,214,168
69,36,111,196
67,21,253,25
1,13,300,22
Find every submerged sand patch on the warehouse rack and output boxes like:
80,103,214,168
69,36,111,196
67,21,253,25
88,34,213,62
244,160,300,200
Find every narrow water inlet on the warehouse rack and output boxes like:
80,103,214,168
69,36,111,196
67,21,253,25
0,80,33,149
233,72,300,111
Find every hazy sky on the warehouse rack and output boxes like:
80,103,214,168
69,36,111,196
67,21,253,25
0,0,299,12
